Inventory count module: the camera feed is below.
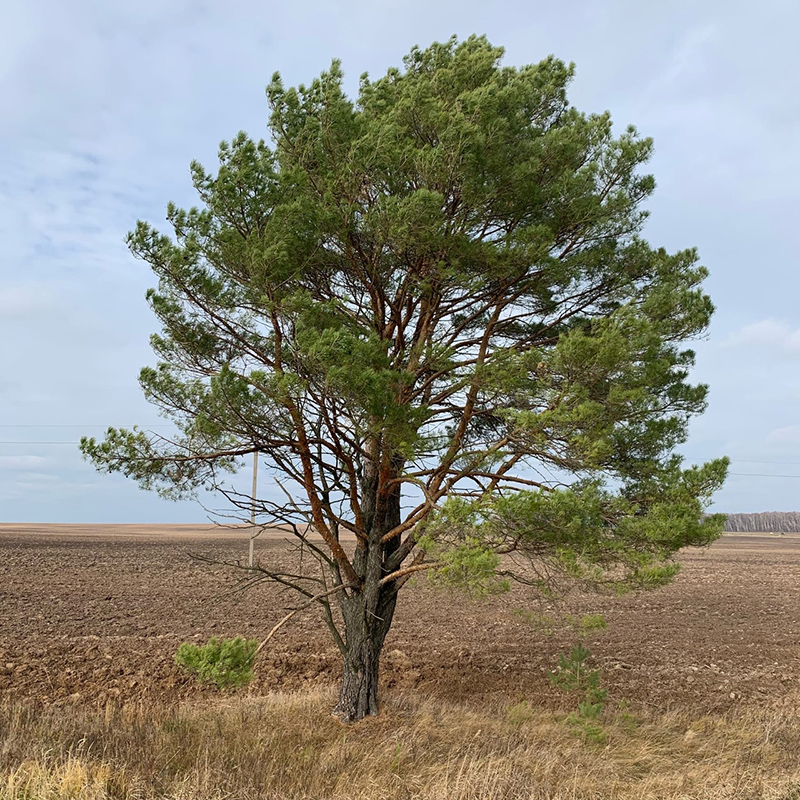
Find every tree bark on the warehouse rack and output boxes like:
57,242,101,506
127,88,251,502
332,448,403,722
333,587,397,722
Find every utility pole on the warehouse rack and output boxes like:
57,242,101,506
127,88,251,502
248,451,258,567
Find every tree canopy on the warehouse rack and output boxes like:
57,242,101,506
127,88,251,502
81,35,728,721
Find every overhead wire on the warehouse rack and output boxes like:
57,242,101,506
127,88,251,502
2,426,800,477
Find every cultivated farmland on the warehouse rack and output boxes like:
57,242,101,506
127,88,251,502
2,526,800,798
1,525,799,709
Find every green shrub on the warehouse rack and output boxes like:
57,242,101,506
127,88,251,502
175,636,258,690
577,613,608,632
515,610,607,636
550,641,596,693
550,641,608,744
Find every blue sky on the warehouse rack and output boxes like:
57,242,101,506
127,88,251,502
1,0,798,521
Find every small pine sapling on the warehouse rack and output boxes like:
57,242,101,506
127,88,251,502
550,641,608,743
175,636,258,690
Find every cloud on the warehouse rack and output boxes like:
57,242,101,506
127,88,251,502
655,23,719,91
0,282,58,317
0,455,48,470
767,426,800,445
726,319,800,356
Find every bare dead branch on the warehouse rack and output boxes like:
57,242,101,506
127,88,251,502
254,582,357,656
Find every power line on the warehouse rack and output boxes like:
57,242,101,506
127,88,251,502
0,454,796,478
0,424,173,428
0,429,798,463
728,472,800,479
2,435,800,478
680,458,800,467
709,459,800,467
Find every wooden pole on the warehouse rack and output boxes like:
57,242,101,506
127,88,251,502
248,451,258,567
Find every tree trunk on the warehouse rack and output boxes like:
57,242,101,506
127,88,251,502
332,449,403,722
333,588,396,722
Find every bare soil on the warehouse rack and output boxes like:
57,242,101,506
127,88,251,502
1,524,799,712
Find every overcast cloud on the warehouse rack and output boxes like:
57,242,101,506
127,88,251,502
1,0,798,521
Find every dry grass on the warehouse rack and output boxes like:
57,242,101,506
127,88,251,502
2,690,800,799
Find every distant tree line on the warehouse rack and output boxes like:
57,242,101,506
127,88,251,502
724,512,800,533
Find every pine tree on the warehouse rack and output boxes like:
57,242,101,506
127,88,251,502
81,36,727,722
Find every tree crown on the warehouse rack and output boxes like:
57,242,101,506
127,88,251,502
82,34,727,599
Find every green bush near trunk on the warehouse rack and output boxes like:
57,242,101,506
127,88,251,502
175,636,258,690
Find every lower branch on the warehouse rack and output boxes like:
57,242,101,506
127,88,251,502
255,583,357,657
379,562,435,587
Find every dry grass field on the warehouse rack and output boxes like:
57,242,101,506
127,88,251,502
2,524,800,798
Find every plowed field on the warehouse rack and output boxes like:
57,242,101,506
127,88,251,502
2,524,799,712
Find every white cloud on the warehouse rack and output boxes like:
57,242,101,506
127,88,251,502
655,23,719,91
726,319,800,356
0,455,48,469
0,282,58,316
767,425,800,445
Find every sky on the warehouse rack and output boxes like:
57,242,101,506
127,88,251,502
1,0,798,522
